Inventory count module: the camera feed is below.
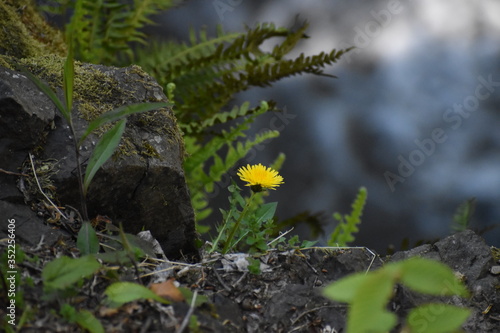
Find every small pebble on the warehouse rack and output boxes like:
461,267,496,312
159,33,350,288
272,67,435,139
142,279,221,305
490,266,500,275
314,279,323,287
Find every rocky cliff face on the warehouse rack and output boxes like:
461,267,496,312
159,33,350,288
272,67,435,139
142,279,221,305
0,1,197,259
0,59,198,258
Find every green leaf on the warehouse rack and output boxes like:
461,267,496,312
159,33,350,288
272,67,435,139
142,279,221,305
253,202,277,225
83,119,127,195
42,256,100,291
77,222,100,255
349,307,396,333
104,282,170,307
74,309,105,333
324,268,399,333
63,48,74,116
407,304,470,333
21,67,69,122
348,269,398,333
96,251,132,265
322,272,367,303
60,303,77,322
397,257,470,297
79,102,170,145
179,287,209,307
301,240,318,248
247,257,261,274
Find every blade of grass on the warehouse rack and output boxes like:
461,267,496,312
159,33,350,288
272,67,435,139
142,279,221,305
21,67,69,122
79,102,171,145
77,221,100,255
63,47,74,116
83,119,127,196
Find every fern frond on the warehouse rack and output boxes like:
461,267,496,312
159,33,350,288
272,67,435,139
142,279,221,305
184,101,270,185
183,101,281,220
206,129,280,192
270,20,309,59
246,48,351,87
43,0,180,64
275,211,327,238
45,3,350,226
136,21,348,124
184,102,258,175
328,187,368,247
451,198,475,232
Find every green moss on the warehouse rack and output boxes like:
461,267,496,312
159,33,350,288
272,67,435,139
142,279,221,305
0,2,185,163
0,0,65,59
4,53,182,161
116,138,138,159
492,247,500,262
18,55,126,121
141,141,162,159
0,55,14,69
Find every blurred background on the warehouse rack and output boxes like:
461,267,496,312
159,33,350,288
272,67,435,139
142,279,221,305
150,0,500,252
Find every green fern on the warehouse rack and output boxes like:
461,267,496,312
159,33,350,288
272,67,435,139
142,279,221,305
135,22,349,224
451,198,476,232
135,22,351,125
328,187,368,247
41,0,179,64
184,101,280,220
40,3,350,228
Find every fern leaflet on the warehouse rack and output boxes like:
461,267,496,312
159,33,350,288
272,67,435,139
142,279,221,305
328,187,368,247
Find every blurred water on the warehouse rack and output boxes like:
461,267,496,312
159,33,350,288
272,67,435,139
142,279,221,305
156,0,500,251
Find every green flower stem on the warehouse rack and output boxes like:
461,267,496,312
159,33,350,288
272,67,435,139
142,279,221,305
69,124,89,222
221,192,256,254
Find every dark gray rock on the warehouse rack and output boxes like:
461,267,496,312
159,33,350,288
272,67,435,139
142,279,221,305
0,201,71,247
0,68,54,202
0,63,197,259
390,230,494,284
434,230,493,282
390,230,499,332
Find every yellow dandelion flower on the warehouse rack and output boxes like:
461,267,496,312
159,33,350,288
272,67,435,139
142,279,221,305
237,163,284,192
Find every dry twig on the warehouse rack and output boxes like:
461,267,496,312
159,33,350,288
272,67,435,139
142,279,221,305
0,167,28,177
28,153,68,220
176,290,198,333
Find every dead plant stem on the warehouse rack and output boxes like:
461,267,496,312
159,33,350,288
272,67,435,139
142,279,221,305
28,153,68,220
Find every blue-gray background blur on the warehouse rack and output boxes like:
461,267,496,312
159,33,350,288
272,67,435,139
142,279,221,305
153,1,500,251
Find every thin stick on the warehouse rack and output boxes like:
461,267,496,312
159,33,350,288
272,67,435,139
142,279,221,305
176,290,198,333
301,246,382,274
28,153,68,220
267,227,294,246
0,168,28,177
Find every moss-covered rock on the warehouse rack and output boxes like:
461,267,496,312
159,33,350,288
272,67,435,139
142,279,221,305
0,1,196,259
0,0,65,60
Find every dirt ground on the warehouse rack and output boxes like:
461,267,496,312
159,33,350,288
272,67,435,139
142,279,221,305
1,230,499,332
